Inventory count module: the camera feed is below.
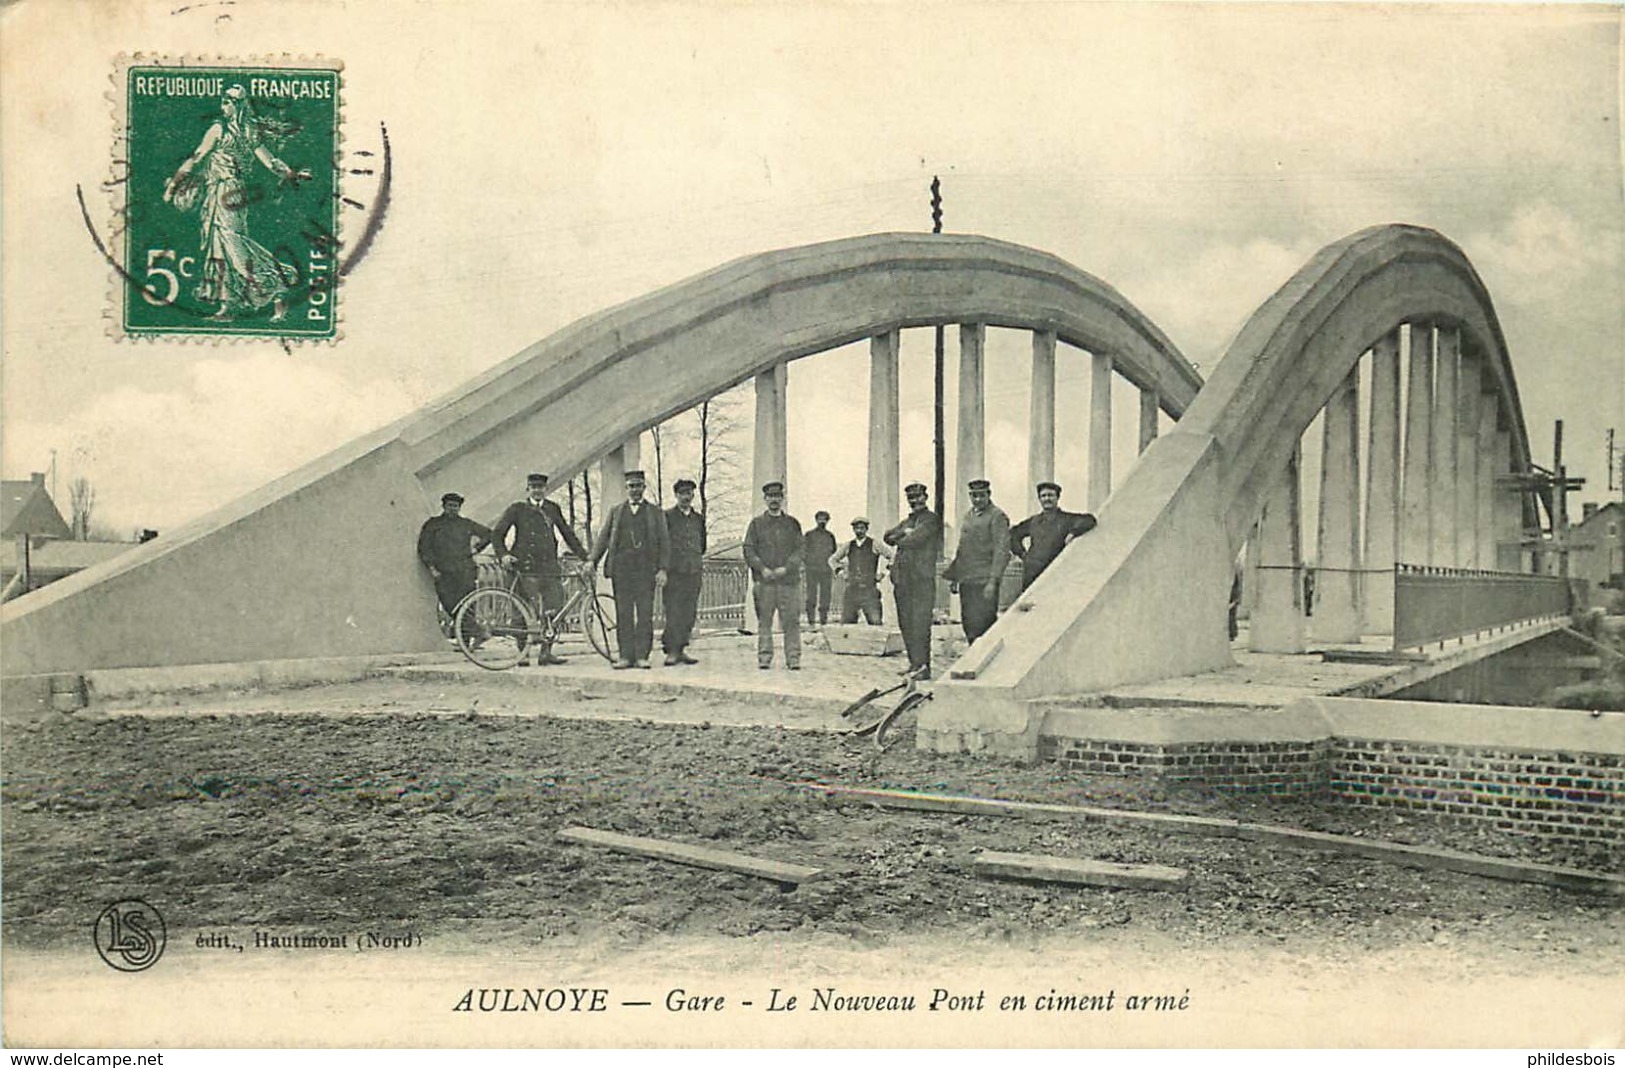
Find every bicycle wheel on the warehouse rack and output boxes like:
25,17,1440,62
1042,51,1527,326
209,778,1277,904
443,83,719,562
580,592,619,663
874,691,929,751
455,588,531,670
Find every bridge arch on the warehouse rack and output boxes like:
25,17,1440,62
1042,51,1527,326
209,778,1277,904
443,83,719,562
929,224,1538,756
2,233,1198,677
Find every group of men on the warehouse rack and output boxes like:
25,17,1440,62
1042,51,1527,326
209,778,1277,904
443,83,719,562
416,470,707,669
418,466,1096,681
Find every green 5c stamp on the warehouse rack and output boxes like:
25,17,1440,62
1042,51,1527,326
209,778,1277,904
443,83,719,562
115,57,342,340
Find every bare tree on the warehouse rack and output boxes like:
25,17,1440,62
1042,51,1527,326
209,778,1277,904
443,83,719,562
69,477,95,541
695,390,749,536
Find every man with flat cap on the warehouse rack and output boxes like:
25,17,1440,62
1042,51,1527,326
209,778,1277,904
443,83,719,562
1010,481,1097,591
491,472,588,665
832,516,892,625
417,492,492,637
590,470,670,669
662,477,706,666
803,510,838,628
885,481,943,679
742,480,804,670
945,478,1011,643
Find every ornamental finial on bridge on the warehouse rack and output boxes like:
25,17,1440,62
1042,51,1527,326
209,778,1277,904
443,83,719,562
930,175,942,234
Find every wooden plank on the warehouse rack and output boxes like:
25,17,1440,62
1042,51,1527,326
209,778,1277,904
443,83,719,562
975,851,1188,890
793,783,1625,895
557,826,823,886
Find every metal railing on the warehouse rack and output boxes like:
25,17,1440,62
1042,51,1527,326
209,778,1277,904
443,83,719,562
1392,563,1572,651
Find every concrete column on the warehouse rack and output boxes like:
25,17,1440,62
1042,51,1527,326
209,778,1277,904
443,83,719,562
1493,422,1524,571
620,435,642,475
1455,345,1481,568
1430,327,1460,567
1138,387,1160,454
1314,365,1362,642
867,331,901,531
600,448,626,519
754,363,788,509
1028,330,1056,516
1250,447,1306,653
1400,323,1434,565
1088,351,1113,511
1241,528,1261,624
1476,375,1498,571
956,323,987,495
1363,331,1401,634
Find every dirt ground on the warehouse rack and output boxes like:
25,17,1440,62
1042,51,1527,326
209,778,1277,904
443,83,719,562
4,675,1621,968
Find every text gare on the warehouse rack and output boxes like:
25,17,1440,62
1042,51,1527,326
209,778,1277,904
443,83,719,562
452,988,609,1013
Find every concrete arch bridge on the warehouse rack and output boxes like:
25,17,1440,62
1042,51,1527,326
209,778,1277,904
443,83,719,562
2,226,1573,752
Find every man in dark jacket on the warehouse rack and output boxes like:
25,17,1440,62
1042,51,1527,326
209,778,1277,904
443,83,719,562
944,478,1011,643
662,478,706,666
884,481,942,679
1009,481,1097,591
416,492,492,637
490,472,587,665
589,470,670,669
803,510,838,627
742,480,803,670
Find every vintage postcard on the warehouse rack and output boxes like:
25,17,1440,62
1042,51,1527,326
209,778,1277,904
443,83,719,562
2,0,1622,1055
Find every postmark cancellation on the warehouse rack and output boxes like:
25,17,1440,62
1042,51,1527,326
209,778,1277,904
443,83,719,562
110,55,344,341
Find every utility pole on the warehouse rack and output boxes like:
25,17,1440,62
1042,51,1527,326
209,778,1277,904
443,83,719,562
931,176,945,542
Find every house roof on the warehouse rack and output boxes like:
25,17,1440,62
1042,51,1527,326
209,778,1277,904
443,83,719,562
1,479,72,540
1577,501,1624,532
0,538,131,579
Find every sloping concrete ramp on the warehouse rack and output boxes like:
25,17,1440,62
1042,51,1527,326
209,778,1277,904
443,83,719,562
926,225,1533,756
2,233,1198,677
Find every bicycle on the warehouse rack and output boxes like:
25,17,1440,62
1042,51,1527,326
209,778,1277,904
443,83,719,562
838,664,931,751
452,557,618,670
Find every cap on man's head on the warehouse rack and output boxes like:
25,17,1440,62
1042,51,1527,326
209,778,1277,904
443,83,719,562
851,517,870,527
441,492,465,504
904,481,928,495
761,480,785,495
815,510,830,521
673,478,697,493
526,472,548,485
624,470,646,483
968,478,991,491
1036,480,1063,495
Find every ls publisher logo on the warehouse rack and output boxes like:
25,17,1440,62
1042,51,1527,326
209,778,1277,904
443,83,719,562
94,899,167,972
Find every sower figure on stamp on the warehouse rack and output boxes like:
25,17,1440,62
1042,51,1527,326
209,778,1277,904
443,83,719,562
491,472,587,666
742,481,804,670
884,481,943,680
662,478,706,666
417,492,491,641
1009,481,1097,591
163,85,311,322
803,511,838,627
832,517,892,625
944,478,1011,644
589,470,670,670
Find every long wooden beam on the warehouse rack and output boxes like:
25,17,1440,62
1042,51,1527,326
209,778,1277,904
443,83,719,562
558,825,823,887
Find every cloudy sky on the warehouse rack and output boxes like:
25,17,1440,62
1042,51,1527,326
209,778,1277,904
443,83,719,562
3,1,1620,538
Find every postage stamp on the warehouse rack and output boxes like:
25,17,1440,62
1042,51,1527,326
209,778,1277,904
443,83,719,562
113,56,343,340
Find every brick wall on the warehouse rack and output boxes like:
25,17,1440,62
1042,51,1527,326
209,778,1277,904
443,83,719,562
1037,700,1624,844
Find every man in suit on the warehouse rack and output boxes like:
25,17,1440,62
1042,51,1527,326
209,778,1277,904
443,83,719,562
944,478,1011,643
742,480,803,670
662,477,706,666
884,481,943,679
416,492,492,638
490,472,587,665
832,516,892,624
1009,481,1097,591
589,470,670,669
802,510,838,627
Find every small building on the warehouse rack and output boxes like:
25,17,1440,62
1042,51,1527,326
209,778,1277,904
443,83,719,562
1570,501,1625,592
0,472,133,599
2,472,71,542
